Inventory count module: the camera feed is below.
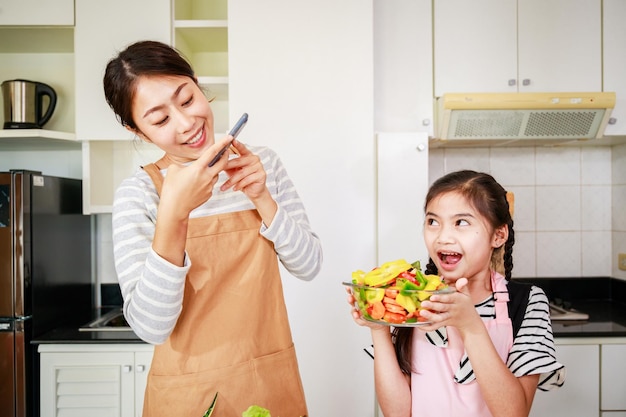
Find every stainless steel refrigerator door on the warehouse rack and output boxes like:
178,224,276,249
0,319,27,417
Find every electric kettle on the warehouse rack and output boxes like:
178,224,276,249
1,79,57,129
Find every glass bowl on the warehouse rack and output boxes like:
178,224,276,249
343,281,455,327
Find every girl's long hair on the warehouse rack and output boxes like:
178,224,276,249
393,170,515,375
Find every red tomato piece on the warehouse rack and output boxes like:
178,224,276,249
383,311,406,324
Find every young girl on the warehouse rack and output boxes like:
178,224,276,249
349,170,564,417
103,40,322,416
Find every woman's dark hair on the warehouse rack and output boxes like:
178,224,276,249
103,40,196,130
393,170,515,375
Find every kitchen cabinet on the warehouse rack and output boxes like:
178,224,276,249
74,0,170,141
601,344,626,411
373,0,433,136
39,343,154,417
530,343,599,417
0,0,73,26
433,0,602,97
603,0,626,136
173,0,229,134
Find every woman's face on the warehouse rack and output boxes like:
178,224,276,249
423,191,506,283
130,74,215,164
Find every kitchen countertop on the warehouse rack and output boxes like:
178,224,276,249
516,277,626,338
32,306,145,344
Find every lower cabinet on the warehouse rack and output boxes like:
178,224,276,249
530,340,626,417
39,344,154,417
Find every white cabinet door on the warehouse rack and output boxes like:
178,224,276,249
74,0,171,141
40,351,136,417
434,0,517,96
374,0,433,136
603,0,626,136
376,132,429,265
134,350,154,417
0,0,73,25
530,344,600,417
434,0,601,96
517,0,601,93
601,344,626,411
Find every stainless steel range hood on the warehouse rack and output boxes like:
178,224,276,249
433,92,616,147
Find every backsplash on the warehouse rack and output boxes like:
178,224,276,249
430,143,626,279
94,143,626,288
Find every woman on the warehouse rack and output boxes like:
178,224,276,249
103,40,322,416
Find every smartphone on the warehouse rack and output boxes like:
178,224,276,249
208,113,248,167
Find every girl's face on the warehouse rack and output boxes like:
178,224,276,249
423,191,507,283
129,75,215,164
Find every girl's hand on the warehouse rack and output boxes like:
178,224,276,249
417,278,483,335
345,287,389,332
220,139,268,200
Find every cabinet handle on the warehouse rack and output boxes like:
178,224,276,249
136,365,146,373
608,117,617,125
508,79,516,86
122,365,132,373
416,143,426,152
522,79,531,86
422,119,430,126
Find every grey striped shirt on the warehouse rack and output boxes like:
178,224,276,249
112,145,323,344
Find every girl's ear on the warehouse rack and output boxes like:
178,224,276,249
492,224,509,249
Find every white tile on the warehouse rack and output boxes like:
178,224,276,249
536,147,581,185
510,231,535,277
96,238,118,284
582,231,612,276
536,186,581,231
612,144,626,185
536,232,582,276
443,148,490,174
581,186,612,230
490,147,535,186
613,185,626,231
96,214,113,243
581,147,611,185
505,186,535,231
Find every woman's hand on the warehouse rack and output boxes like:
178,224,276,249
221,139,278,227
416,278,484,335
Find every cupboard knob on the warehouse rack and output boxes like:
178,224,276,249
508,79,516,86
522,79,531,86
416,143,426,152
608,117,617,125
122,365,132,373
137,365,146,373
422,119,430,126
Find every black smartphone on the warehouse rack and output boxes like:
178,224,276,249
208,113,248,167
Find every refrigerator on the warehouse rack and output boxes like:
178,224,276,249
0,170,92,417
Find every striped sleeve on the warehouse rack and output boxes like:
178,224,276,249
112,145,322,345
507,286,566,391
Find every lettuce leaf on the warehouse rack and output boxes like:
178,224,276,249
242,405,271,417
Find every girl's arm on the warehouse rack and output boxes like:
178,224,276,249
371,328,412,417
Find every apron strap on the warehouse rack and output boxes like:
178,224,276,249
142,163,164,196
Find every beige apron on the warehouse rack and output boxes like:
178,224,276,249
141,163,307,417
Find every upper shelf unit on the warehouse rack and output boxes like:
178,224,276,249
172,0,229,133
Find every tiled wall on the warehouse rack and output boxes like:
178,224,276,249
429,145,624,279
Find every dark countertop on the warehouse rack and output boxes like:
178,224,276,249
32,305,145,345
516,277,626,338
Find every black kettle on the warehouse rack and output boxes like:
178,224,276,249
1,79,57,129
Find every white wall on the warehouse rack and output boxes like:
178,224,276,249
612,143,626,279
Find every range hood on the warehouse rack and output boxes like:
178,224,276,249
433,92,616,147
